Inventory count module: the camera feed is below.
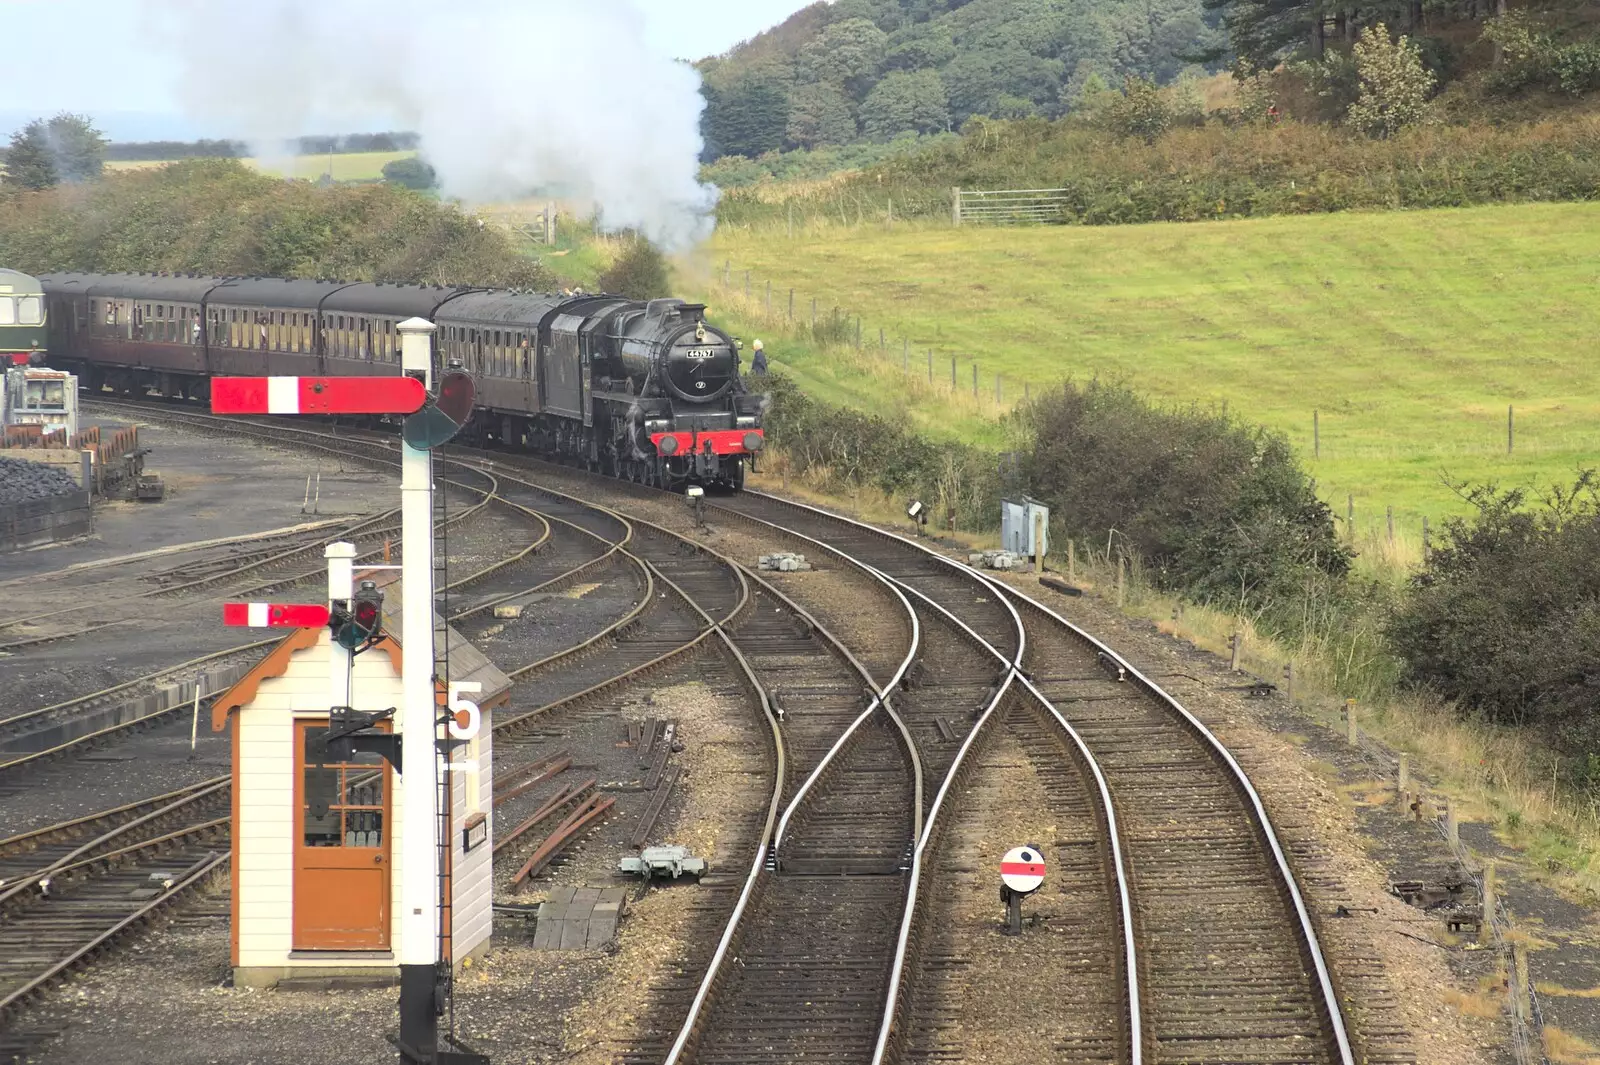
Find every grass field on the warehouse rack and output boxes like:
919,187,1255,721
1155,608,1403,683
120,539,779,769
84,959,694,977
695,202,1600,533
105,150,413,181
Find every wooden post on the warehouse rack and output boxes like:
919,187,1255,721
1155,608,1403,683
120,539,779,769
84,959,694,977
1347,494,1354,537
855,317,862,350
972,362,978,397
1422,516,1430,561
1346,698,1358,746
887,197,894,225
1116,559,1126,607
952,186,962,226
1387,505,1395,545
951,355,957,389
1445,799,1459,848
1284,661,1294,702
1508,405,1514,454
1314,409,1320,459
1068,539,1076,582
1229,632,1241,672
1398,753,1410,799
879,327,885,351
788,288,794,321
902,337,909,372
765,280,771,315
744,271,750,300
1514,944,1530,1022
1034,511,1045,573
927,350,933,384
810,298,816,331
1480,861,1497,944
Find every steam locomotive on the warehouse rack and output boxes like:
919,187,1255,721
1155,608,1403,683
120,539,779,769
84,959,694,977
37,273,764,488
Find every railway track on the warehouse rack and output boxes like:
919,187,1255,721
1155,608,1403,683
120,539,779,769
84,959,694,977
708,491,1354,1065
0,779,229,1056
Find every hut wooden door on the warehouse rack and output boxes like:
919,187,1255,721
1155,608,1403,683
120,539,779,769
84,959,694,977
293,721,392,950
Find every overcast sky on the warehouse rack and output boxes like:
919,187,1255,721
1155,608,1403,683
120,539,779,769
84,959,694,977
1,0,815,138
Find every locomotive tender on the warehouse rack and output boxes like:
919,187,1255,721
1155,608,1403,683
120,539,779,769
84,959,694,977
38,272,764,488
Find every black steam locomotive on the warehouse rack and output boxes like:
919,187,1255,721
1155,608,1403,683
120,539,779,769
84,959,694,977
37,273,764,488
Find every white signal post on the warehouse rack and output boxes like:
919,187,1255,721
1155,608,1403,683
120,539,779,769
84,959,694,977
325,542,356,713
396,317,440,1058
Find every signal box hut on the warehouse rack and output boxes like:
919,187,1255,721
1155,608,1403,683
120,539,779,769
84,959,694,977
211,613,510,989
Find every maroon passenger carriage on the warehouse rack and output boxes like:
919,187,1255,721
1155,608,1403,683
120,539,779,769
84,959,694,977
39,273,764,489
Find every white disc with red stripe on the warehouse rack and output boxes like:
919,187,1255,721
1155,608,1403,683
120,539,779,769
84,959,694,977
1000,845,1046,894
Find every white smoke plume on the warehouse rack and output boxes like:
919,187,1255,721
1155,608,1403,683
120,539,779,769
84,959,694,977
150,0,717,249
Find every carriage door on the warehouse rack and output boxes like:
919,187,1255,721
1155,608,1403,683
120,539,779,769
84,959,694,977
293,721,391,950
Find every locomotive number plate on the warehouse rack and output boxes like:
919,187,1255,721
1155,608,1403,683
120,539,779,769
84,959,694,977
683,348,718,360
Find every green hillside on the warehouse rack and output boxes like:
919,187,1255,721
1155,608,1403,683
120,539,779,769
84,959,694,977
697,202,1600,534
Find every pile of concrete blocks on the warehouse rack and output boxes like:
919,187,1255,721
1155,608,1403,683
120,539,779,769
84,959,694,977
969,550,1022,571
758,552,813,572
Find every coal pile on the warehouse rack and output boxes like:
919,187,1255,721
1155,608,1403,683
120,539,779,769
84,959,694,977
0,456,82,505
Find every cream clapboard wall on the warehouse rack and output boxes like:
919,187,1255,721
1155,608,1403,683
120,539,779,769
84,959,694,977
236,630,494,969
237,635,406,967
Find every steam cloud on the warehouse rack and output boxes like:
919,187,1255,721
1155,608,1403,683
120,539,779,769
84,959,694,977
152,0,717,249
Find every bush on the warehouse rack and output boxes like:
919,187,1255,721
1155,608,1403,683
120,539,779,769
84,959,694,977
1095,77,1175,142
1347,25,1436,139
1019,380,1349,618
381,157,437,191
596,235,670,299
753,372,1000,530
0,159,551,289
1389,477,1600,753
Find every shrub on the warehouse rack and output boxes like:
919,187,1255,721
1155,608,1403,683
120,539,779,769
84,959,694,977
1347,25,1436,139
1097,77,1174,142
381,157,437,191
1389,476,1600,753
0,159,551,289
1019,380,1349,618
596,235,670,299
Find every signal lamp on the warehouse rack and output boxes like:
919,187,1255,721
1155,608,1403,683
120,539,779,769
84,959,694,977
335,580,385,651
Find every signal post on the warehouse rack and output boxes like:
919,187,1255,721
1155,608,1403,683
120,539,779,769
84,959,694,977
397,317,441,1060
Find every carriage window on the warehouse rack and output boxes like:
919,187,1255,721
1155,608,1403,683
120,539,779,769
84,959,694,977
359,318,369,358
0,299,13,325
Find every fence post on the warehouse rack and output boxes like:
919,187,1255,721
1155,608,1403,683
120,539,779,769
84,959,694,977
1314,409,1320,459
744,271,750,300
1283,661,1294,702
927,350,933,384
903,337,909,373
1347,494,1354,538
972,362,978,397
1387,505,1395,545
810,298,816,331
1067,539,1076,582
1397,753,1410,801
1508,405,1514,454
1481,861,1497,945
951,356,956,389
1116,559,1126,607
766,280,772,315
952,187,962,227
1422,516,1430,561
879,327,885,351
1229,632,1241,672
723,260,730,285
996,374,1002,404
855,318,861,350
1345,698,1358,746
788,289,794,321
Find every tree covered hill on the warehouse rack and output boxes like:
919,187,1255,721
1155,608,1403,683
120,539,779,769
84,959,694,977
696,0,1221,157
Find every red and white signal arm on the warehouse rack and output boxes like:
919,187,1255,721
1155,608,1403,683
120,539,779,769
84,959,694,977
211,376,426,416
1000,845,1047,894
223,602,331,628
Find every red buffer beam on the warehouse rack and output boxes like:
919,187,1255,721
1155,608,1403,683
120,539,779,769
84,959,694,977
211,376,426,416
